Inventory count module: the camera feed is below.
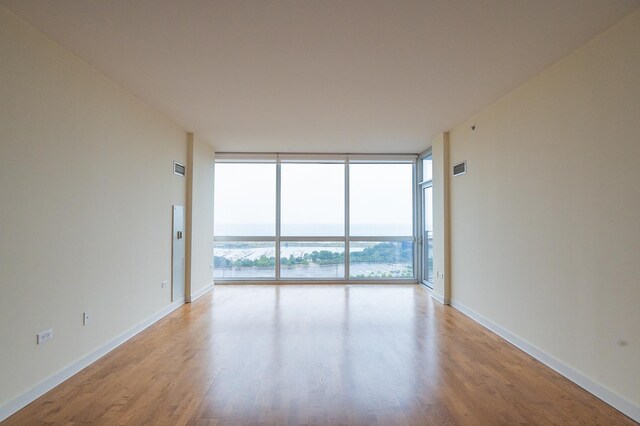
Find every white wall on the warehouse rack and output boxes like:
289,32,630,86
0,5,188,409
186,134,215,299
448,7,640,414
430,133,450,303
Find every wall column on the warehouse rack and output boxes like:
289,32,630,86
431,132,451,304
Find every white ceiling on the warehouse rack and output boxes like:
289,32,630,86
3,0,638,153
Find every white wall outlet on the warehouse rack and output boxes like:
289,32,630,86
83,312,90,326
37,329,53,344
161,280,168,288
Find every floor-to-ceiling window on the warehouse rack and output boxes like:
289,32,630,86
349,162,414,278
419,152,434,287
213,161,277,279
280,161,345,278
213,154,417,282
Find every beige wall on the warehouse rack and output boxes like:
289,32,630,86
448,8,640,410
0,5,188,408
430,133,450,303
186,134,215,299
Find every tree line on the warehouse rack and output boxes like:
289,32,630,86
214,242,413,269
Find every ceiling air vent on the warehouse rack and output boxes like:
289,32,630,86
453,161,466,176
174,162,186,176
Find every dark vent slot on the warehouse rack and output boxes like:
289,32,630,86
453,161,466,176
174,162,186,176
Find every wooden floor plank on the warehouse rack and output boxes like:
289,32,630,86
3,285,636,425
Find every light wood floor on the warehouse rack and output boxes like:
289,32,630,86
4,285,636,425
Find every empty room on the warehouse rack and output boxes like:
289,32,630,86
1,1,639,425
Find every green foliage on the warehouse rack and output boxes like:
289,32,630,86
214,254,275,268
349,242,413,264
351,267,413,279
213,255,233,268
215,242,413,277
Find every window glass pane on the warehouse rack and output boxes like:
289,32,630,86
214,241,275,278
214,163,276,236
349,163,413,236
280,242,345,278
281,163,345,236
349,241,413,278
422,155,432,182
423,186,434,283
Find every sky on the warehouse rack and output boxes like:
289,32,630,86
214,162,414,237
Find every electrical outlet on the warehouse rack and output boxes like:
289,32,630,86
161,280,168,288
37,329,53,344
83,312,90,326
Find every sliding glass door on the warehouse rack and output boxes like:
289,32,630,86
419,153,434,287
213,154,417,282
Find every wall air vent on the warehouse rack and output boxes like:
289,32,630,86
453,161,466,176
174,162,186,177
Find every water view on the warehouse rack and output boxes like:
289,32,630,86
214,241,413,279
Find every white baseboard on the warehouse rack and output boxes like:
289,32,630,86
0,298,185,422
450,299,640,423
422,284,450,305
430,290,450,305
186,282,214,303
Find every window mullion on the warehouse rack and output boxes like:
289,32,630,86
275,157,281,280
345,157,350,279
413,159,418,281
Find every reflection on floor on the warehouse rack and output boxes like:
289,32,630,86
5,285,635,425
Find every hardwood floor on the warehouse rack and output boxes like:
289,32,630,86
4,285,636,425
